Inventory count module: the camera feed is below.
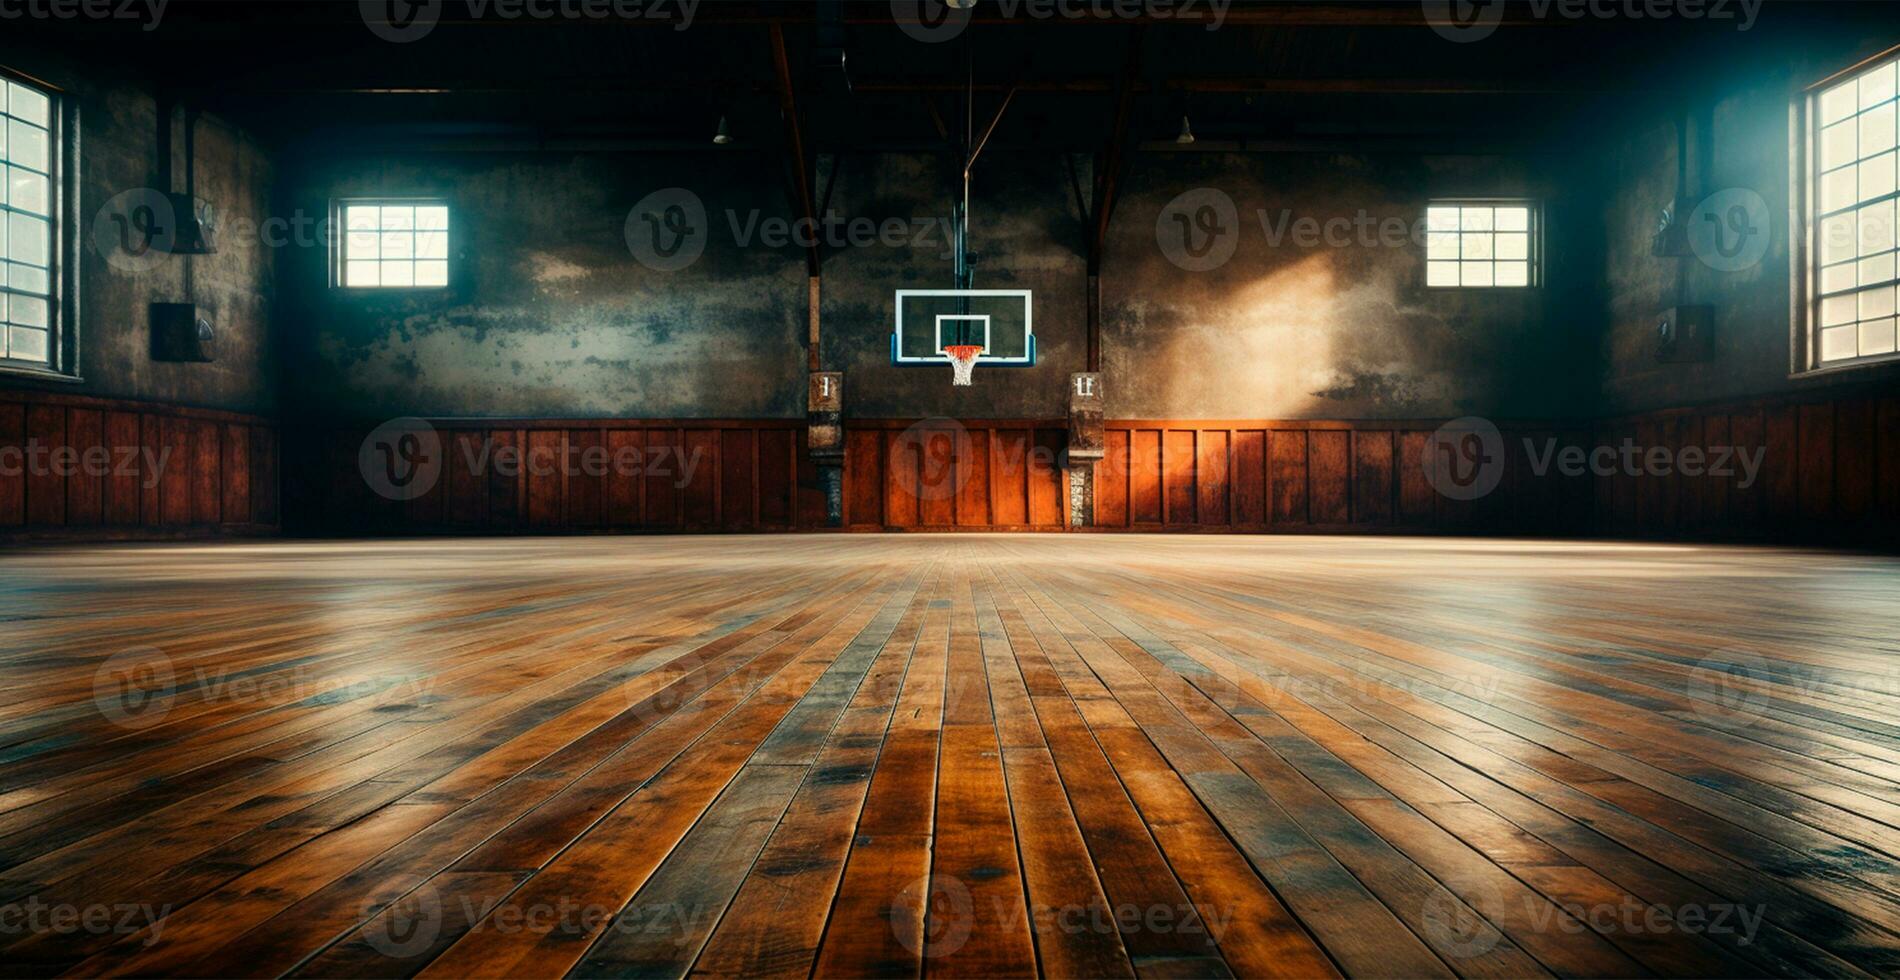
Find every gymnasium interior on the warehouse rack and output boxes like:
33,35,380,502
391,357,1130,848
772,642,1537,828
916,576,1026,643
2,1,1899,976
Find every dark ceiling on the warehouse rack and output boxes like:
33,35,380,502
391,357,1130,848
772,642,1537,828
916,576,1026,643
12,0,1899,155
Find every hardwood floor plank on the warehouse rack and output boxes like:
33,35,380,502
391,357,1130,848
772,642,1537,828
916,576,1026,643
0,536,1894,978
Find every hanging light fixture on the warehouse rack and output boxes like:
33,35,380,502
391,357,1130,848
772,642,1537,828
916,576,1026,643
1176,114,1195,145
946,0,977,8
712,115,733,145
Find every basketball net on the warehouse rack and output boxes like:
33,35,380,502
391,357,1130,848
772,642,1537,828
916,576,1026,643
943,345,982,386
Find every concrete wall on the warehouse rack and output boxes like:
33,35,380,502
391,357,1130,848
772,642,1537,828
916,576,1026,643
285,145,1590,423
1105,151,1595,420
1598,35,1900,416
0,45,277,416
280,153,807,421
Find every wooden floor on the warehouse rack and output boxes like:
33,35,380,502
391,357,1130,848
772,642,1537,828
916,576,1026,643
1,536,1898,978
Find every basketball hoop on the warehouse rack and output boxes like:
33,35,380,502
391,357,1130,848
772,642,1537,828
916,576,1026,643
943,345,982,386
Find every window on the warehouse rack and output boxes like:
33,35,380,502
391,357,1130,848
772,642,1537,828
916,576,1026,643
1425,202,1537,288
336,200,449,289
1807,49,1898,368
2,74,57,370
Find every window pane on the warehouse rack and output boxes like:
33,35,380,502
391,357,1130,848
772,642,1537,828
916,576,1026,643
1460,208,1493,232
1495,232,1528,260
1861,61,1897,110
1822,260,1858,294
6,81,49,127
345,261,380,287
1861,103,1897,160
1861,151,1897,201
1494,207,1529,232
1821,212,1857,264
415,260,448,287
1494,261,1529,287
416,231,448,259
7,326,46,362
1860,284,1896,320
1460,232,1493,260
11,262,47,294
380,260,414,287
7,213,45,265
7,120,47,172
1821,167,1857,212
1821,293,1857,326
1426,207,1460,232
1860,199,1896,256
1860,251,1896,287
10,295,46,328
345,230,379,260
380,206,413,230
1460,261,1493,287
1820,78,1859,126
1820,324,1858,360
1861,317,1898,355
8,167,48,215
381,231,413,260
346,207,379,231
1821,121,1857,169
416,206,448,230
1426,261,1459,287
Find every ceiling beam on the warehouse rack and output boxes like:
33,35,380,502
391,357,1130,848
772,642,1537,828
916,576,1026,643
769,23,821,279
240,76,1619,97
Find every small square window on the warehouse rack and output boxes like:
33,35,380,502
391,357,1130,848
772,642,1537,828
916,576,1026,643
335,199,449,289
1424,201,1539,288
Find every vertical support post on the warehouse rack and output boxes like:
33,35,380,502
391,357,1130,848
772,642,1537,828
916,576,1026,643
1067,372,1104,527
807,276,821,372
809,370,844,527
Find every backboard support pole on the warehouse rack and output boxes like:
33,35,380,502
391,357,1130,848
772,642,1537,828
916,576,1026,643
1067,372,1104,527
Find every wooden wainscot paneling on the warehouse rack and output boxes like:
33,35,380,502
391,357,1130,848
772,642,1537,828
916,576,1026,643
300,398,1894,541
321,419,814,535
0,388,278,539
1594,385,1897,542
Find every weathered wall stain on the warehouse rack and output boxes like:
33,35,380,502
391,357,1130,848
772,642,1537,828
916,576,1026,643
1105,152,1594,420
284,146,1600,423
282,155,805,420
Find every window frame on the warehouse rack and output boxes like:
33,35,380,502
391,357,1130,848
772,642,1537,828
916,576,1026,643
1794,43,1900,376
329,197,452,292
1422,198,1543,290
0,66,79,381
